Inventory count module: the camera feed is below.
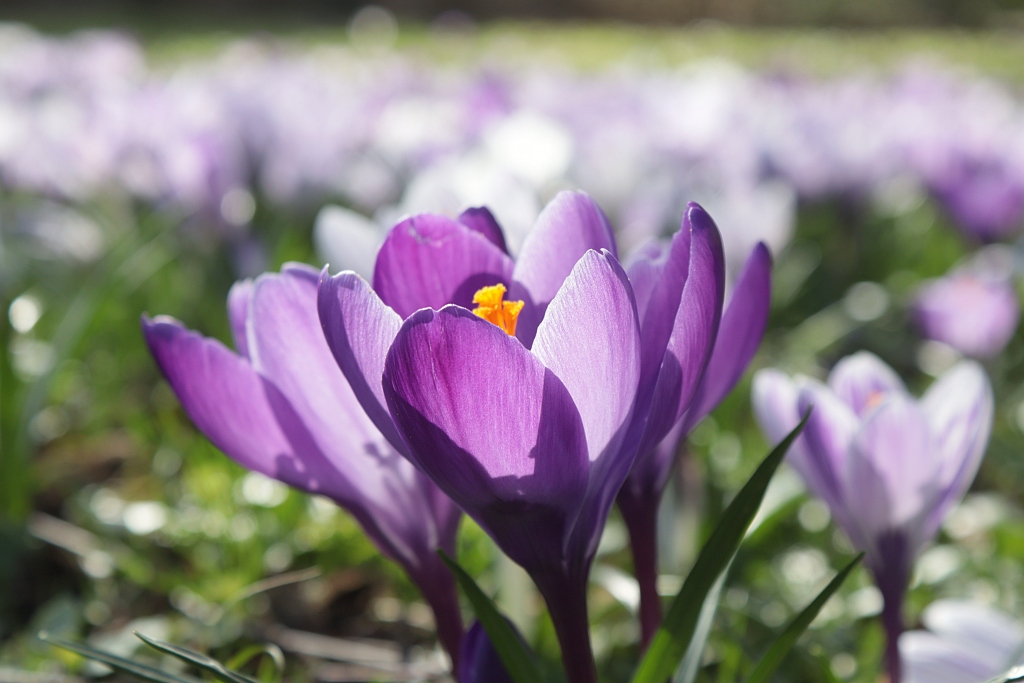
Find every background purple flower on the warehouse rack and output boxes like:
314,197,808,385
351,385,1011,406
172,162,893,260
914,245,1020,359
752,352,993,683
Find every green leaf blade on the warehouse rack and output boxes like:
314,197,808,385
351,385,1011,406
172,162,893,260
135,632,260,683
632,413,809,683
745,552,864,683
439,550,547,683
40,632,199,683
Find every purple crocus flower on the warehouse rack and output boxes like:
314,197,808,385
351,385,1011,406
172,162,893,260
457,622,515,683
616,240,771,647
752,352,993,683
318,191,726,683
901,599,1024,683
914,246,1020,359
141,263,464,666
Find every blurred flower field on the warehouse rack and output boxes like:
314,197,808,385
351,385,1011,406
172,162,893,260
4,18,1024,683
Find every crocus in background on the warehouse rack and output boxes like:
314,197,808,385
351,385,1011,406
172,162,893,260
752,352,993,683
901,600,1024,683
141,264,465,667
318,191,726,683
616,239,771,648
458,622,515,683
914,245,1020,359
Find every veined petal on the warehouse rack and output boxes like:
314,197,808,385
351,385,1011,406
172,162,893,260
796,380,860,523
373,213,514,319
638,203,725,455
532,249,642,565
142,315,343,497
533,249,641,466
459,206,509,254
318,268,407,454
683,241,772,433
510,191,617,347
828,351,907,416
920,361,993,537
845,395,935,552
383,306,589,571
227,278,253,359
628,231,689,420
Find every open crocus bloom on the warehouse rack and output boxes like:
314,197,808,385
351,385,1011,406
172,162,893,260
318,191,727,683
752,352,993,683
142,264,464,666
901,600,1024,683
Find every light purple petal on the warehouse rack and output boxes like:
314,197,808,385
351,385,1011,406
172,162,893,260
532,249,642,564
637,203,725,456
532,249,641,466
828,351,907,416
383,305,589,572
510,191,618,347
682,241,772,433
920,361,993,537
845,395,935,554
900,631,997,683
795,380,860,531
922,600,1024,667
373,213,514,319
459,206,508,254
317,268,407,454
142,315,343,497
227,279,253,359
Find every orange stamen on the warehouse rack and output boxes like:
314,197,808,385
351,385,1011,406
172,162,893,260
472,284,524,336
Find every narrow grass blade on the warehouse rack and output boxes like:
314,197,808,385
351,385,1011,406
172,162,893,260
135,632,259,683
631,414,809,683
673,562,730,683
39,632,198,683
439,550,546,683
745,552,863,683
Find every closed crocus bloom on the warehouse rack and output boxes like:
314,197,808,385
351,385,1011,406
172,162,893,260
752,352,993,683
617,239,771,647
319,191,726,683
458,622,515,683
142,263,464,667
914,246,1020,359
901,600,1024,683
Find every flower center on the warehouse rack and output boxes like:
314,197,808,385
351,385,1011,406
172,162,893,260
864,391,886,410
472,283,524,336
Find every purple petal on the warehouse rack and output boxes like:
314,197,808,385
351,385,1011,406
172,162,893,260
459,206,508,254
142,315,342,496
532,249,641,466
920,361,993,538
510,191,618,347
796,380,860,523
751,369,802,450
922,600,1024,665
637,203,725,455
845,395,934,553
373,213,514,319
628,232,690,420
317,268,407,454
458,622,515,683
828,351,907,416
531,249,642,564
383,306,589,572
900,631,996,683
682,242,772,433
227,279,253,359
